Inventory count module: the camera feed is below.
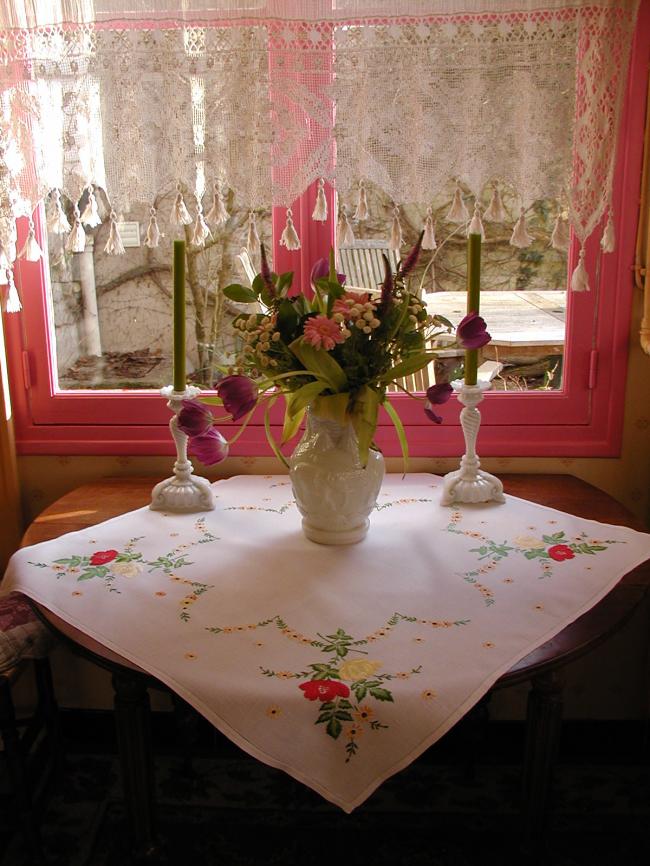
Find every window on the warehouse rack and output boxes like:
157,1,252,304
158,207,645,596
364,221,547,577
3,2,646,458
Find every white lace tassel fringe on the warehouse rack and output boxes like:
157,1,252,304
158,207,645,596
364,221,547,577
246,211,261,253
279,208,300,250
510,208,533,248
205,184,229,227
47,189,71,234
80,185,102,227
312,179,328,221
4,270,21,313
467,203,485,240
191,198,211,248
446,186,470,223
484,186,507,222
550,214,569,252
145,208,160,248
172,187,193,226
601,211,615,253
389,205,403,250
18,219,43,262
422,208,437,250
336,207,355,247
65,206,86,253
353,182,369,221
104,212,125,255
571,248,590,292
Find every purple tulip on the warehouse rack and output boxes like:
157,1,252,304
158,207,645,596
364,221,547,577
177,399,214,437
187,428,229,465
456,312,491,349
216,375,258,421
310,258,345,288
424,382,453,424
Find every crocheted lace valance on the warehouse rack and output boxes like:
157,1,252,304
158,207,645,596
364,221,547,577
0,0,640,309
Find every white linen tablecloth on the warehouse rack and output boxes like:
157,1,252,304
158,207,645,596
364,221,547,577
3,474,650,812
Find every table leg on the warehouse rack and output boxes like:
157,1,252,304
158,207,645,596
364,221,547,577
112,670,158,861
522,669,564,850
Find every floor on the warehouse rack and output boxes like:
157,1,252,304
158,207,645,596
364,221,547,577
0,714,648,866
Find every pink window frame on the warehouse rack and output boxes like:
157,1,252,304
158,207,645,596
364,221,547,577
3,4,648,458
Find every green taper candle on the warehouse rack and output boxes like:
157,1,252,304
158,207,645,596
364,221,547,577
173,239,186,392
464,232,481,386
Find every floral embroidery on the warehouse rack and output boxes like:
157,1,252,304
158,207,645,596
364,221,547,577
207,612,468,762
373,497,435,511
445,518,622,597
29,519,218,619
224,501,294,514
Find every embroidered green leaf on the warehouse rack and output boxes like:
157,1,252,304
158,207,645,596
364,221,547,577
353,684,368,702
542,532,566,543
368,687,394,702
326,718,342,739
335,711,354,721
524,549,550,560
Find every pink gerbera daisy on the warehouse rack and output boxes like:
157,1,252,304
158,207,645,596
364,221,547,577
303,315,346,350
332,292,370,316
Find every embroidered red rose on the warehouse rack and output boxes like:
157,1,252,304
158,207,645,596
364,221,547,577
299,680,350,702
547,544,575,562
90,550,119,566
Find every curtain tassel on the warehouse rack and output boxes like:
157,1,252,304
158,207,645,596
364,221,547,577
47,189,71,234
571,248,590,292
104,212,125,255
3,270,21,313
280,208,301,250
312,178,328,221
17,219,43,262
389,205,403,250
467,202,485,240
510,208,533,248
601,210,615,253
336,207,355,247
65,205,86,253
172,186,193,226
353,181,369,221
205,184,229,227
550,213,569,252
246,211,261,253
191,198,211,247
80,185,102,227
422,208,437,250
145,207,160,248
446,185,470,223
484,185,507,222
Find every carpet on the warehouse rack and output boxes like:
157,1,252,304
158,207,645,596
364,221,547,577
1,751,649,866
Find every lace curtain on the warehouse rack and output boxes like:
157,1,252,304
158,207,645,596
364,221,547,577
0,0,640,310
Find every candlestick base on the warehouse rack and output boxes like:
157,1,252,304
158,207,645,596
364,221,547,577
150,385,217,513
441,380,505,507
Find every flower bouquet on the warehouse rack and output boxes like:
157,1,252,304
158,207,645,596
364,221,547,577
178,235,489,543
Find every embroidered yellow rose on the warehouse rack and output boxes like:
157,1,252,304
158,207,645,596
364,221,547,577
513,535,546,550
338,659,382,682
111,561,142,578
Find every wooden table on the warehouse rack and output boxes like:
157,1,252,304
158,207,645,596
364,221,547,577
426,290,566,359
21,475,650,862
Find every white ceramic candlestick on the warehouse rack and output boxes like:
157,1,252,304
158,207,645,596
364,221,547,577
441,380,505,506
150,385,216,513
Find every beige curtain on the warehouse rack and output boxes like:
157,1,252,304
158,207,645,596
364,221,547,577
0,314,22,572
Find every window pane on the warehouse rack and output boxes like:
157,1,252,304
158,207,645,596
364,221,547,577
337,182,567,392
47,189,271,390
